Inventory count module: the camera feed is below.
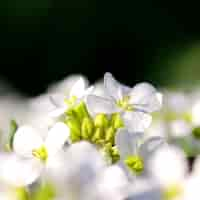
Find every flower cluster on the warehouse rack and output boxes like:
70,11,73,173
0,73,200,200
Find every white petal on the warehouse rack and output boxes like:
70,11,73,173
70,77,86,98
127,178,162,200
49,94,65,108
115,129,143,158
104,72,128,100
48,107,67,118
48,75,89,94
123,111,152,132
64,141,105,184
45,122,70,156
94,165,128,200
13,126,43,158
129,82,162,113
139,137,165,160
0,154,43,187
86,95,119,115
148,145,188,187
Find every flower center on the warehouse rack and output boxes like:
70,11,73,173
124,155,144,175
163,184,182,200
117,96,133,111
32,145,48,162
14,187,29,200
64,95,77,107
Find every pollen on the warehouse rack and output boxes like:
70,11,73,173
32,145,48,162
117,96,133,111
124,155,144,175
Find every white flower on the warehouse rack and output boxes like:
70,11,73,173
50,77,93,118
87,72,162,131
115,128,164,178
46,141,128,200
0,122,70,187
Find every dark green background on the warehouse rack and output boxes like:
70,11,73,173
1,0,200,96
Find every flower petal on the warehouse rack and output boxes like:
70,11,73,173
139,137,165,160
45,122,70,156
148,145,188,186
86,95,119,115
13,126,43,158
115,129,143,158
70,77,86,98
122,111,152,132
104,72,130,101
48,107,67,118
49,94,65,108
129,82,162,113
0,154,43,187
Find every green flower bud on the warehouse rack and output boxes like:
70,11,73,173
81,117,94,140
65,117,81,142
73,102,90,121
94,114,109,128
105,127,115,144
110,113,124,129
92,128,104,143
192,126,200,140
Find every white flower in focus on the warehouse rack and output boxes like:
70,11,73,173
50,77,93,118
115,129,164,178
0,122,70,187
87,72,162,131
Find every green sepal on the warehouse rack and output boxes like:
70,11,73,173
6,119,18,151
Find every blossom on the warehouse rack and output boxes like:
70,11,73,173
115,128,164,178
0,122,70,187
87,72,162,131
45,141,129,200
49,77,93,118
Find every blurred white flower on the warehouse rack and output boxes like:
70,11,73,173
148,145,188,200
87,72,162,131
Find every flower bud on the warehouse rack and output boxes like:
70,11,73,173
94,114,109,128
81,117,94,140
